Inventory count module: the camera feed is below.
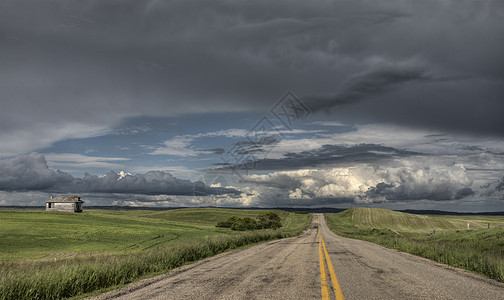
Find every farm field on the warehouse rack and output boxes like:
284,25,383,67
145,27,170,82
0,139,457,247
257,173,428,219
325,207,504,282
0,208,307,261
342,207,504,232
0,208,312,299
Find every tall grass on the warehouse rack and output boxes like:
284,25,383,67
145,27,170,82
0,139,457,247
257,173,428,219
0,230,303,300
325,209,504,282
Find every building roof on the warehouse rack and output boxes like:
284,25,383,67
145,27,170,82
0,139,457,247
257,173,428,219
47,195,84,203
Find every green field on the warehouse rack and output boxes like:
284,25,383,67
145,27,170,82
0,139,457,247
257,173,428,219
0,208,311,299
325,207,504,282
339,207,504,232
0,208,308,261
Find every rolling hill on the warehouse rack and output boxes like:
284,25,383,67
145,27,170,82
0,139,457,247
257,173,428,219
335,207,504,233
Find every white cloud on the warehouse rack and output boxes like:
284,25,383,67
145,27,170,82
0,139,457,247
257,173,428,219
150,135,199,156
242,157,476,204
311,121,347,127
45,153,130,169
203,129,249,138
118,171,132,179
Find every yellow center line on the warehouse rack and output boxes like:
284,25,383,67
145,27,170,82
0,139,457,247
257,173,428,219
318,217,345,300
319,228,330,299
322,236,345,300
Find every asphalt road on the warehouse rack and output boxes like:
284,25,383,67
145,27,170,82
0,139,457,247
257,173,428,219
91,214,504,300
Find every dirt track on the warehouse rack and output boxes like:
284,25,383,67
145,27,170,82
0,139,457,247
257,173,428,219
90,215,504,299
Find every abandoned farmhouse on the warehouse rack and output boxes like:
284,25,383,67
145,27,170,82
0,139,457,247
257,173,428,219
46,195,84,213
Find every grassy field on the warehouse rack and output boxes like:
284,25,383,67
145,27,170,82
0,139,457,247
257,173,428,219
0,208,311,299
325,207,504,282
337,207,504,234
0,208,308,261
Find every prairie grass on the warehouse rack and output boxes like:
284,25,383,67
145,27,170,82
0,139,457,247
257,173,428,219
325,208,504,282
0,209,311,299
0,231,300,299
0,208,300,261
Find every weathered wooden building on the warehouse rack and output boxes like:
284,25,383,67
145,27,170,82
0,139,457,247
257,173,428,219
46,195,84,213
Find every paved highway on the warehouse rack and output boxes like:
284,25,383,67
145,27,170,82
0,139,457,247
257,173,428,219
91,214,504,299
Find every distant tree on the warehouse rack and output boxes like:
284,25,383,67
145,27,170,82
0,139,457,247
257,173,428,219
216,213,282,231
216,216,239,228
231,217,258,231
256,212,282,230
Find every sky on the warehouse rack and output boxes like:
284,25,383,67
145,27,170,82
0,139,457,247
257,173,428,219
1,0,503,211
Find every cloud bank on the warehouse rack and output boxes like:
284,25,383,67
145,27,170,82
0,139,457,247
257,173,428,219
241,158,475,204
0,153,239,196
212,143,421,172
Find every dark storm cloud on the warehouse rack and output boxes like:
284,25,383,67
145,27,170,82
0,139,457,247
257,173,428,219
460,145,485,152
304,63,432,112
234,136,281,155
0,153,74,190
212,143,421,172
306,72,504,136
0,153,239,196
365,182,475,201
1,0,503,156
481,177,504,200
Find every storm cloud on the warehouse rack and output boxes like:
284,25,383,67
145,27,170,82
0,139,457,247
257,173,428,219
1,0,504,156
0,153,239,196
305,63,432,112
241,159,475,203
212,143,421,172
